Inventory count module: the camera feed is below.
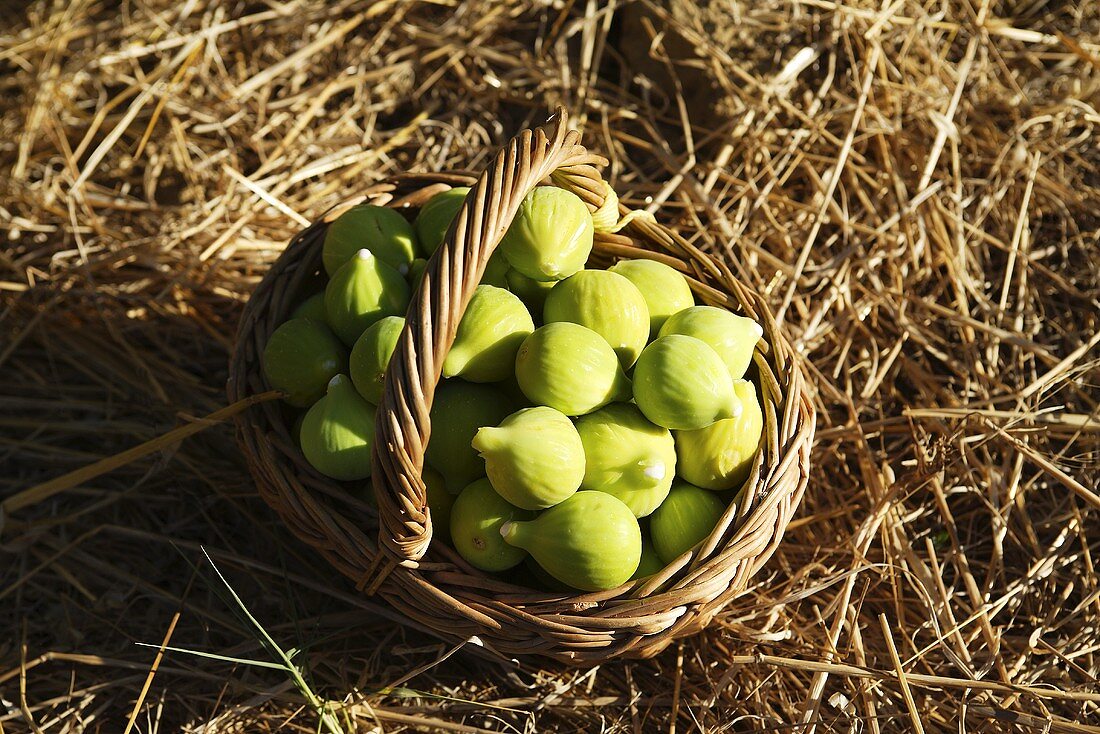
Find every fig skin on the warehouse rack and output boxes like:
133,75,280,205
649,481,727,564
407,258,428,291
449,478,531,572
299,375,377,481
262,318,347,407
349,316,405,405
423,465,454,545
505,268,557,316
323,204,417,276
414,187,470,256
426,381,516,493
324,249,411,345
473,406,585,510
501,491,641,591
499,187,593,282
632,335,738,430
290,292,328,323
674,379,764,490
631,540,666,580
482,250,511,288
659,305,763,380
574,402,675,517
514,322,632,416
443,285,534,383
609,258,695,337
543,270,650,368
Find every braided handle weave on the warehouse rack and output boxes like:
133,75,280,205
370,109,609,569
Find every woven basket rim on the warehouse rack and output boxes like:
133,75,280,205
227,109,816,663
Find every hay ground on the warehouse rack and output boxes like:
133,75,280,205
2,0,1099,731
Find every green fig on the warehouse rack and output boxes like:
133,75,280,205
443,285,534,383
414,187,470,256
472,406,584,510
650,481,727,563
505,268,557,315
449,478,531,571
632,335,737,430
423,465,453,545
299,375,377,481
501,491,641,591
659,306,763,380
515,322,631,416
349,316,405,404
262,318,347,407
574,403,675,517
482,250,511,287
293,268,329,302
290,292,328,323
674,379,764,490
631,540,665,580
323,204,417,276
408,257,428,290
324,249,411,345
499,187,593,282
426,381,515,492
609,259,694,336
543,270,650,368
497,371,533,408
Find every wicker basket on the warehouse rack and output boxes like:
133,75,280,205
228,109,815,664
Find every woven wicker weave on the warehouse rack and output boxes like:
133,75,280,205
228,109,815,663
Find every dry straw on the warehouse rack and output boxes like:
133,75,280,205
3,0,1098,730
229,109,816,663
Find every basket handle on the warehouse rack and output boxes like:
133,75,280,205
370,108,609,572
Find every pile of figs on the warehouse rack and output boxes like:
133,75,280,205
263,184,765,591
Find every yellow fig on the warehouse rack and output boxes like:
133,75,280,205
324,249,411,345
262,318,347,407
501,491,641,591
649,481,727,564
674,379,764,490
609,259,694,336
299,375,377,481
443,285,534,383
414,187,470,256
472,406,584,510
515,322,631,416
659,306,763,380
632,335,737,430
290,292,328,323
449,478,531,572
426,381,516,492
574,403,675,517
323,204,417,276
543,270,650,367
349,316,405,405
499,187,593,282
505,267,557,315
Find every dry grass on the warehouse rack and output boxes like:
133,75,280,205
2,0,1099,731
